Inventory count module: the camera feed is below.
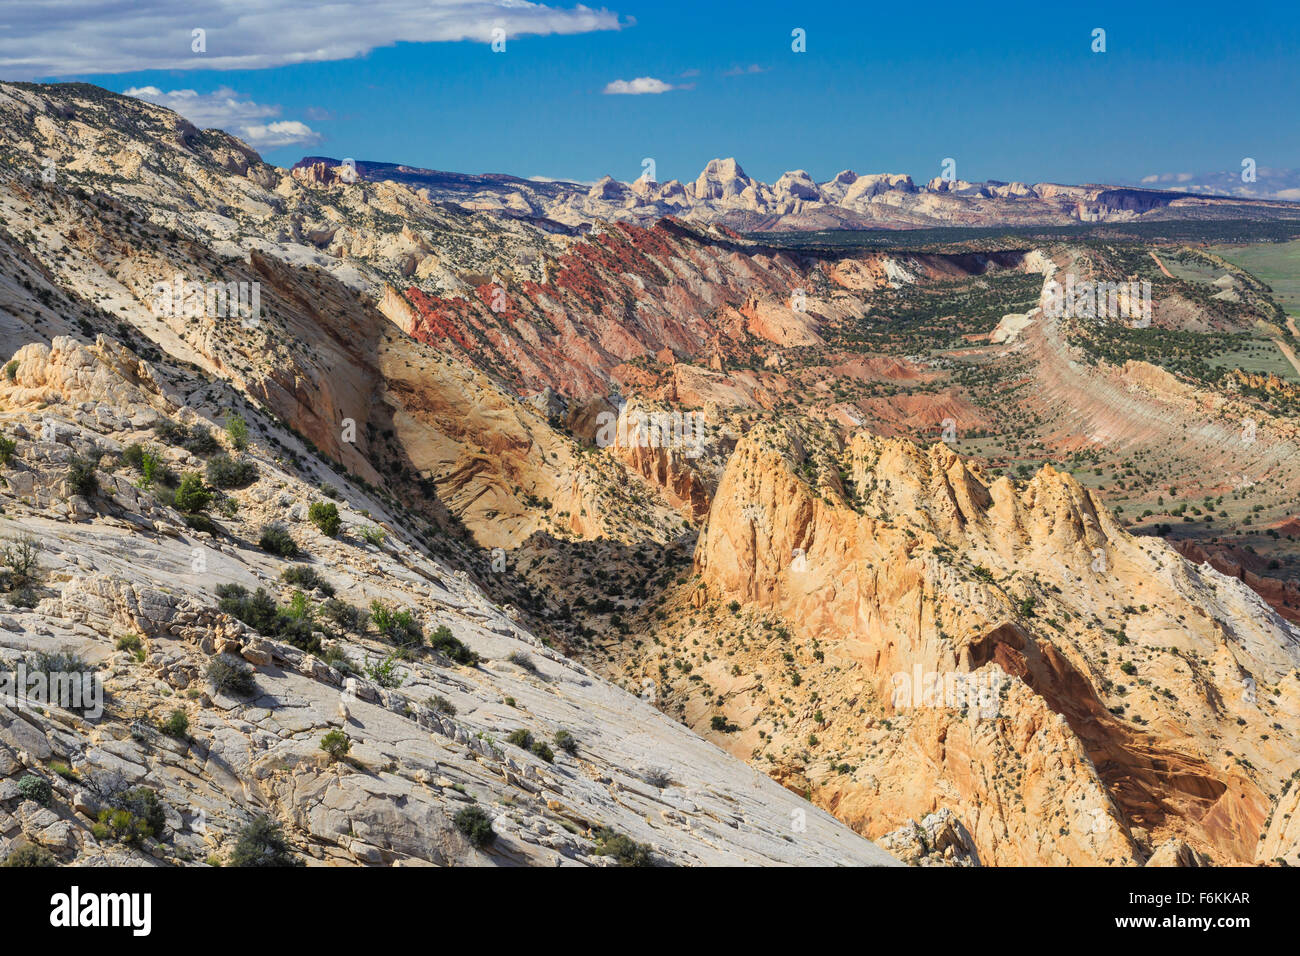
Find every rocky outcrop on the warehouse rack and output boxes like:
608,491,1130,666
683,425,1300,865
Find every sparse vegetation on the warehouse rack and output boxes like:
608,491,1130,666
258,523,299,557
206,656,256,697
454,806,496,848
308,501,341,536
230,815,302,867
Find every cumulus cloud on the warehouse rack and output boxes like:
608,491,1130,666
125,86,321,148
1135,167,1300,201
1,1,623,77
603,76,677,95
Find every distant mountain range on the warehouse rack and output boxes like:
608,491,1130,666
293,155,1300,232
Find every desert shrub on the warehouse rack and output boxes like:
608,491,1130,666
152,420,189,445
66,456,98,497
281,565,334,596
453,806,496,848
530,741,554,763
369,601,422,646
258,523,299,557
217,583,320,653
183,426,219,455
307,501,341,536
114,787,165,838
0,435,16,467
320,597,364,633
506,650,535,672
1,534,40,592
2,360,17,382
429,624,477,665
127,444,174,488
183,512,218,534
319,729,351,762
592,828,654,866
1,844,57,867
505,729,534,750
205,453,257,489
230,815,302,867
427,694,456,716
115,633,143,653
225,415,249,451
319,643,355,676
206,656,255,697
710,715,738,733
363,653,405,688
173,472,212,513
358,524,385,546
217,584,277,631
94,787,164,844
160,709,189,739
17,774,52,806
23,649,95,713
553,729,578,755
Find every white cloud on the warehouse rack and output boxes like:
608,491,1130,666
125,86,321,148
1,1,623,77
603,76,677,95
1134,167,1300,202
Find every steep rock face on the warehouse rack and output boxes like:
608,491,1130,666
689,428,1300,864
0,333,897,867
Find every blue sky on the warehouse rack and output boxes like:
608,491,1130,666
5,0,1299,188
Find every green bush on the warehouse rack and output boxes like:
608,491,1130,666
230,815,302,867
1,534,40,592
173,472,212,513
160,709,189,739
553,729,578,755
281,565,334,596
66,457,98,497
205,454,257,489
258,523,299,557
429,625,477,665
184,426,219,456
369,601,422,646
506,729,534,750
308,501,341,536
454,806,496,848
0,435,16,468
217,583,320,653
592,827,654,866
363,653,405,688
114,787,165,839
358,525,385,546
224,415,249,451
319,729,351,762
206,656,256,697
95,787,165,845
320,597,364,633
1,844,57,867
17,774,52,806
530,741,554,763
